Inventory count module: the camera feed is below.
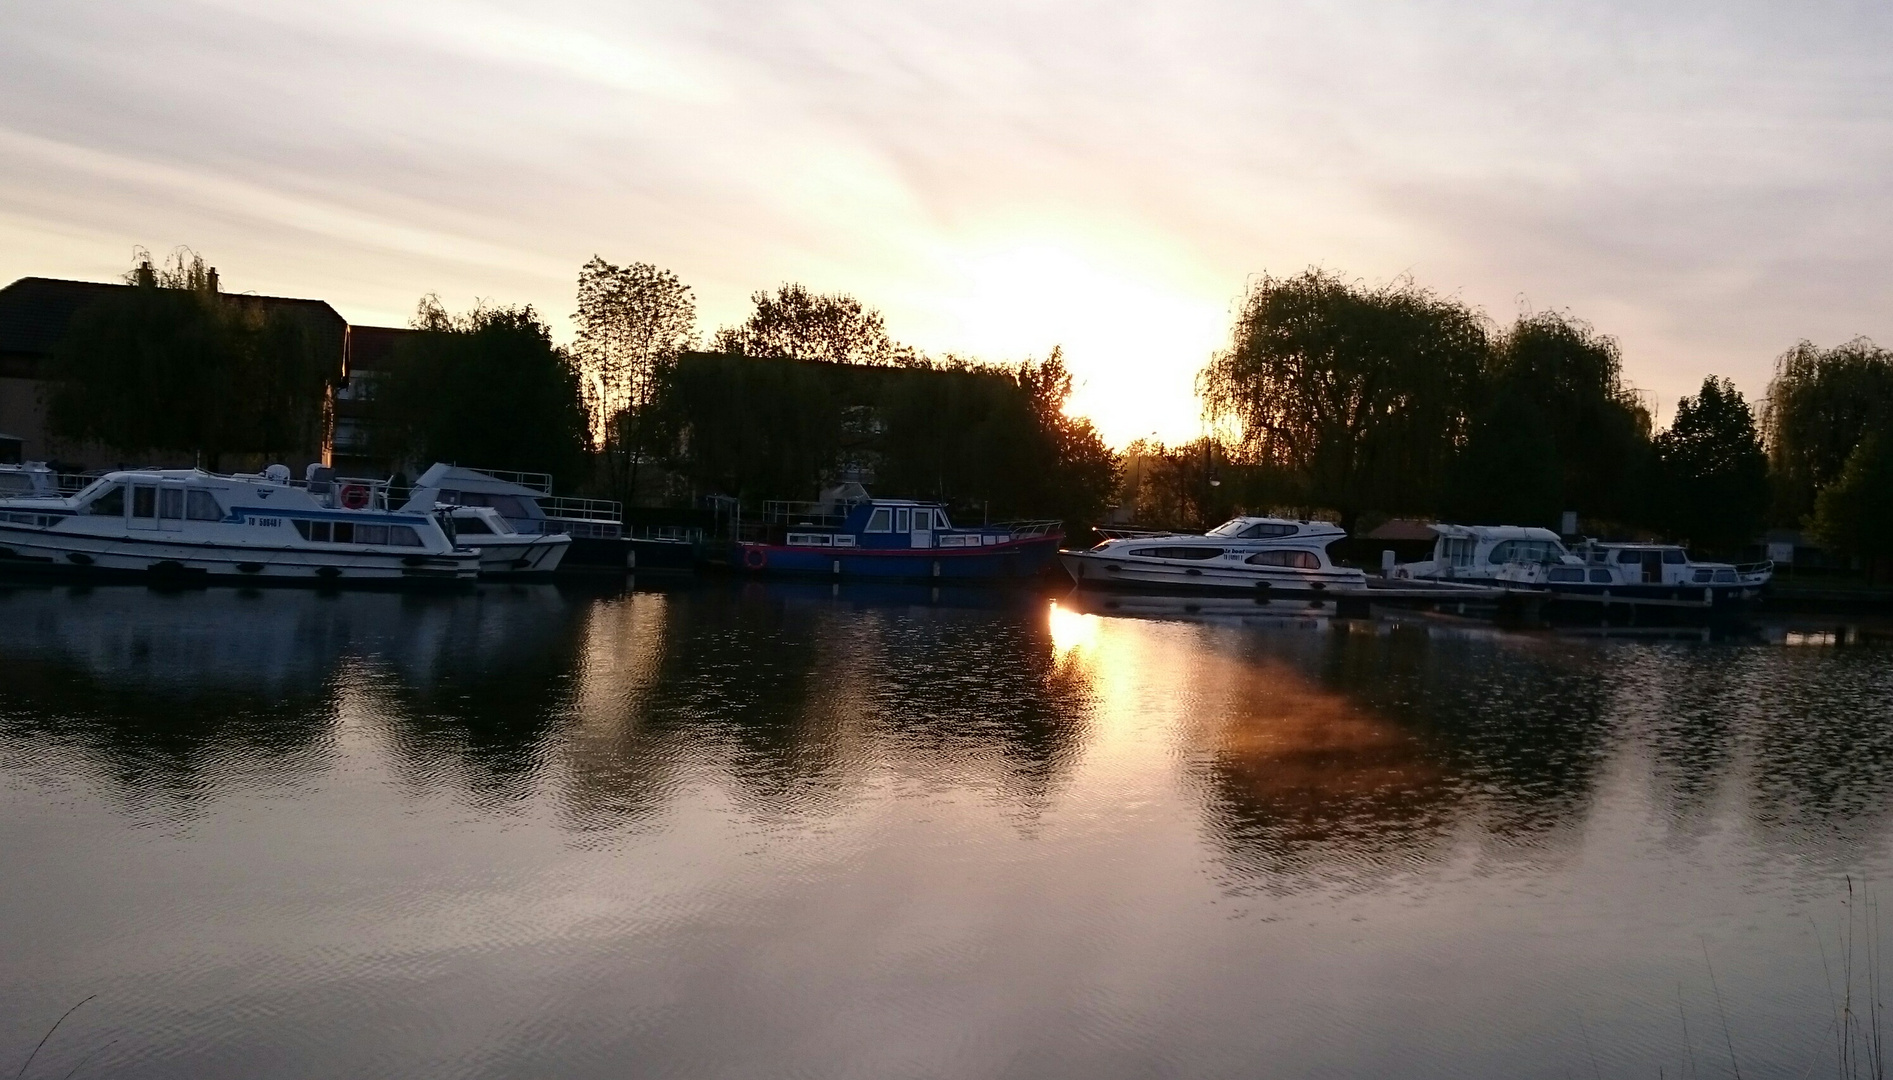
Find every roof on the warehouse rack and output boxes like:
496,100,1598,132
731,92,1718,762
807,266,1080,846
1432,524,1563,543
347,325,415,374
0,276,347,359
1364,518,1438,541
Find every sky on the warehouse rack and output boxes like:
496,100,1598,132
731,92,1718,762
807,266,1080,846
3,1,1891,447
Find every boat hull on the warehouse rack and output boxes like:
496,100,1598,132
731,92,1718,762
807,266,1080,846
0,523,479,585
470,534,570,576
731,535,1061,581
1059,550,1369,598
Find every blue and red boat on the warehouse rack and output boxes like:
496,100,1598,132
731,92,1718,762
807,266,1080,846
729,489,1062,582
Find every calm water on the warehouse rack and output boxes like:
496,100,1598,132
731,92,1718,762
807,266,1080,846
3,581,1893,1079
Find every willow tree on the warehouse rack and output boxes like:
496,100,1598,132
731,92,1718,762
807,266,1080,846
710,283,920,366
572,257,696,503
1198,269,1488,525
1763,338,1893,525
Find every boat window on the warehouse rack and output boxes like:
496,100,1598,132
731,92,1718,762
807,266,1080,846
486,496,528,518
1616,549,1642,564
159,488,185,519
294,520,333,542
1242,522,1298,539
356,524,389,545
454,515,494,535
131,486,157,518
1131,546,1225,560
0,474,33,495
1246,550,1319,569
85,484,124,515
1693,569,1712,583
1713,569,1737,583
1548,567,1585,583
1589,569,1613,584
1663,548,1687,564
933,508,952,530
186,490,222,521
866,508,892,532
388,526,424,547
896,508,911,532
333,521,355,544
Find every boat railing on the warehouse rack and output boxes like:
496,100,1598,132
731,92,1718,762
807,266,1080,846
761,500,861,529
1000,519,1063,539
462,467,556,495
56,472,99,495
1094,526,1182,541
541,495,622,524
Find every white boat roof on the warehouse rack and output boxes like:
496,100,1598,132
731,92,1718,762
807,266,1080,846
1212,516,1346,536
412,463,547,500
1431,524,1563,543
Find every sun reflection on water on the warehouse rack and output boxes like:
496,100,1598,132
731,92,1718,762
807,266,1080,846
1047,601,1101,662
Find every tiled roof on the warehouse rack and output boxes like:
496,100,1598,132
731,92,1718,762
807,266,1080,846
0,276,347,358
347,325,416,373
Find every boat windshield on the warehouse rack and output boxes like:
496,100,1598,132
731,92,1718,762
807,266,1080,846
1207,519,1300,539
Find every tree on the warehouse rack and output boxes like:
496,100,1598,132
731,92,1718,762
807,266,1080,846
571,257,696,503
1654,376,1768,554
710,283,920,366
45,249,334,468
1198,269,1488,525
1443,383,1563,527
1763,338,1893,525
1490,311,1653,524
374,297,588,486
1809,431,1893,583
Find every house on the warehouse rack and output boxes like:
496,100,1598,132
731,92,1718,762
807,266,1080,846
330,324,416,478
0,275,348,469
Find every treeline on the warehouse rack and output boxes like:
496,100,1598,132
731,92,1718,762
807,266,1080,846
46,252,1892,566
1119,267,1886,565
46,251,1115,527
47,250,338,470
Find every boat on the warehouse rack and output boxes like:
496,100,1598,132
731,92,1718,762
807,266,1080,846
1059,516,1369,597
399,463,627,573
438,504,571,576
0,464,479,583
1391,524,1771,604
729,487,1062,581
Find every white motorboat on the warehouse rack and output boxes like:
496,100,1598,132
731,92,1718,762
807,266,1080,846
1392,524,1771,603
1060,516,1368,596
399,463,622,539
440,504,571,575
0,464,479,583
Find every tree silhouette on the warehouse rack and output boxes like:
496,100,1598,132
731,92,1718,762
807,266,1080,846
1656,376,1768,555
711,283,919,366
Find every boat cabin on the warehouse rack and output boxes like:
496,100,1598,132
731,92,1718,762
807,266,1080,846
763,496,1020,550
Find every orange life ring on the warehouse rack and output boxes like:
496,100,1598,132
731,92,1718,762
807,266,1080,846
339,484,370,510
743,546,767,570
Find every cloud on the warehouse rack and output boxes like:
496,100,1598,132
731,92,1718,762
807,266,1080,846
3,0,1890,442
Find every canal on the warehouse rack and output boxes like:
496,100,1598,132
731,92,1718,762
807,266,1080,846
3,581,1892,1078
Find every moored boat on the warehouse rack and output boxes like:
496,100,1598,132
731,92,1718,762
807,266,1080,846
729,490,1062,581
0,465,478,584
1391,524,1771,606
1060,516,1369,597
438,505,571,576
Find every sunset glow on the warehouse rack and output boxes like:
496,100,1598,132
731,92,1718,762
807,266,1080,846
5,2,1891,444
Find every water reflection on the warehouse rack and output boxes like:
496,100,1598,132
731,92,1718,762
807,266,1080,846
7,584,1893,1078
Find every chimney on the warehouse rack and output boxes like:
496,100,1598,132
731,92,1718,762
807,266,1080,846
207,266,219,293
135,260,155,288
